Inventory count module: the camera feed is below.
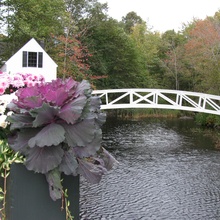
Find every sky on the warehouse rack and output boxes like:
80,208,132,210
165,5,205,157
98,0,220,33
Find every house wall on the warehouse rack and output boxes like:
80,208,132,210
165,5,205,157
5,57,57,82
1,39,57,82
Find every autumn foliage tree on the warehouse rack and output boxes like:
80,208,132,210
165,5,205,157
53,33,92,81
184,18,220,94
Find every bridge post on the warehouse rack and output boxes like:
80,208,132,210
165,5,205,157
129,91,133,104
153,93,158,104
105,93,108,105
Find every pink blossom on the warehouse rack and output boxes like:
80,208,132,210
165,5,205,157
0,80,9,88
0,72,45,95
0,88,6,95
7,76,12,84
26,81,35,87
13,80,25,88
13,75,23,81
27,75,34,81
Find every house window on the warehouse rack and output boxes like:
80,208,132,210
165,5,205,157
22,51,43,68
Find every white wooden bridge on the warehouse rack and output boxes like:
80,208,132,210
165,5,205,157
92,89,220,115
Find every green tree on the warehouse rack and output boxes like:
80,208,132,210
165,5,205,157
0,0,66,57
130,23,161,88
64,0,108,36
160,30,187,90
84,18,151,89
121,11,144,34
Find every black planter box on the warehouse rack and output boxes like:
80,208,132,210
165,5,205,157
2,164,79,220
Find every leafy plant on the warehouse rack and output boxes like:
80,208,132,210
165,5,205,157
6,77,117,201
195,113,220,128
62,189,74,220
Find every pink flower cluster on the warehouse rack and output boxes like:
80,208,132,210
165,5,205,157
0,71,45,95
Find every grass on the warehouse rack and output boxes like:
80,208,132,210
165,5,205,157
106,108,195,119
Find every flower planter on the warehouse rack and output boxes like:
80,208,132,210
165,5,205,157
0,77,118,220
2,163,79,220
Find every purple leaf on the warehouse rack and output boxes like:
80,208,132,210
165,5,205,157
96,113,106,126
64,77,78,91
28,123,65,148
73,129,102,158
8,128,41,152
78,158,107,184
16,86,39,99
43,87,69,106
74,80,91,97
7,113,34,130
45,168,62,201
100,147,119,171
89,96,101,112
39,78,78,102
30,103,60,127
81,96,106,125
58,95,87,124
25,145,64,173
63,119,96,147
59,148,78,175
17,96,44,109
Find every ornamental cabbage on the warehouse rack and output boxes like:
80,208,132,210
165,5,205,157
6,78,117,201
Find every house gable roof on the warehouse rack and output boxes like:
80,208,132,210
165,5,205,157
5,38,57,67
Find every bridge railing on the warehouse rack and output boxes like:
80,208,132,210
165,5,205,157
92,88,220,115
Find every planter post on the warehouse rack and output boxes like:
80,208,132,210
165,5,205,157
4,164,79,220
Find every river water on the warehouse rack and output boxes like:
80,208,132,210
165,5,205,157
80,118,220,220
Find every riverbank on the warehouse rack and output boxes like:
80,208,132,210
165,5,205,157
105,109,220,150
105,109,194,120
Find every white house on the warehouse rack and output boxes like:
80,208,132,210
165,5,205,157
0,38,57,82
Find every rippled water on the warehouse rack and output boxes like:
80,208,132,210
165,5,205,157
80,118,220,220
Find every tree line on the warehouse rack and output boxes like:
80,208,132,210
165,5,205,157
1,0,220,95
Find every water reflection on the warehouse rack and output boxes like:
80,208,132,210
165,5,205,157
80,118,220,220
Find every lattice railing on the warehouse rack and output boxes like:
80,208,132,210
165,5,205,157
92,89,220,115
